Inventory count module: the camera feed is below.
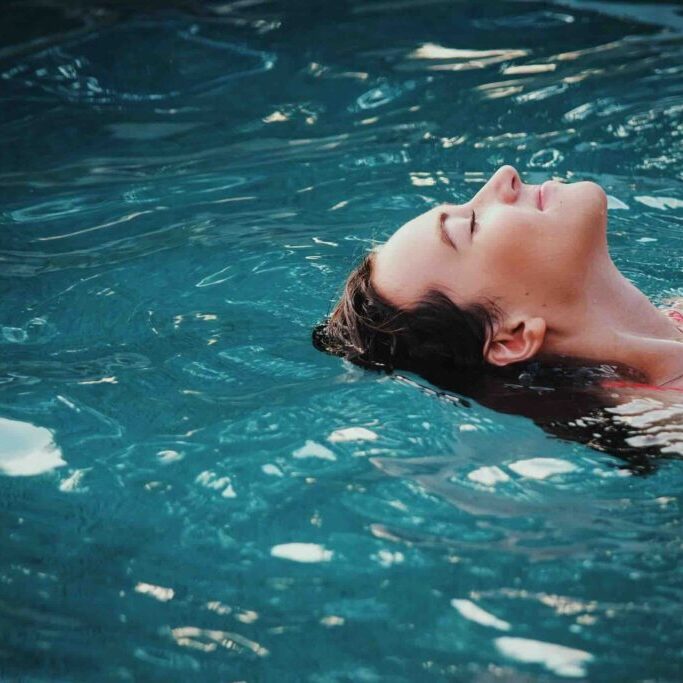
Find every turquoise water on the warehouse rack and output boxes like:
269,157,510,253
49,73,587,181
2,1,683,680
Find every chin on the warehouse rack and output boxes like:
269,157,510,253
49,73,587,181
581,177,606,202
571,179,608,227
554,180,608,259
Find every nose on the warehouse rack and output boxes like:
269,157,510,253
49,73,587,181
492,165,520,203
473,165,520,206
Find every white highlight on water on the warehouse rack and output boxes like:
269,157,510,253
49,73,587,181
270,543,333,563
59,468,89,492
195,470,237,498
135,582,175,602
634,195,683,210
495,636,593,678
606,194,629,210
327,427,378,443
467,466,510,486
292,440,336,461
451,599,511,631
374,550,405,567
262,463,284,476
0,417,66,476
157,449,183,463
508,458,577,479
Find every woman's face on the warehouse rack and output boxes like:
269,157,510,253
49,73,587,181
372,165,608,318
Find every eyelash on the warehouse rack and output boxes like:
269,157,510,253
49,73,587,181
470,210,477,235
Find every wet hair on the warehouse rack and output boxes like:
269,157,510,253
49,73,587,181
312,251,501,376
312,251,681,475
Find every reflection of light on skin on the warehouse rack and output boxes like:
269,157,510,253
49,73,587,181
0,417,65,476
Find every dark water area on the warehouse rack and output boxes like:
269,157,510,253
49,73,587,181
1,1,683,680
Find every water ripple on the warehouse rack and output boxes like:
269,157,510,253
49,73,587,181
1,20,276,104
2,1,683,680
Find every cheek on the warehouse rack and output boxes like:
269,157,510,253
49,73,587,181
473,222,578,302
479,223,539,276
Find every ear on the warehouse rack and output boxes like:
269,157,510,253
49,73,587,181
484,316,546,367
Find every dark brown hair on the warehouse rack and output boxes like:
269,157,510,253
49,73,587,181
312,252,679,475
312,251,501,375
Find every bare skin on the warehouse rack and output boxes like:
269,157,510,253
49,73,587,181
372,165,683,389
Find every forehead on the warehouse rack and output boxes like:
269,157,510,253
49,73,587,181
372,205,447,307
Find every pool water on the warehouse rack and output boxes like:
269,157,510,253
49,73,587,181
1,0,683,680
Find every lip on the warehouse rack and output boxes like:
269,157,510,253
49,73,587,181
540,181,552,210
536,185,543,211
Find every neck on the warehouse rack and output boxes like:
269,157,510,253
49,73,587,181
545,257,683,386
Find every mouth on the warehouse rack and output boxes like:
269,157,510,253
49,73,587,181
536,185,543,211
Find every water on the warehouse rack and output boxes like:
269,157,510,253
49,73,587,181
1,1,683,680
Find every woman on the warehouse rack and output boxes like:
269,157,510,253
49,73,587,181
314,165,683,393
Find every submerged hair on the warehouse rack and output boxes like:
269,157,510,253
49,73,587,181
312,251,501,375
312,252,680,475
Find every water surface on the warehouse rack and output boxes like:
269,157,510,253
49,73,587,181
1,1,683,680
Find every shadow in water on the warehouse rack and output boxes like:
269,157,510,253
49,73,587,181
391,360,683,475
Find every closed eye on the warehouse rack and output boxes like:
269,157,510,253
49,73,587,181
439,210,477,249
438,212,456,251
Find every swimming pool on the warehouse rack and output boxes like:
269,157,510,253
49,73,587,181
1,0,682,679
